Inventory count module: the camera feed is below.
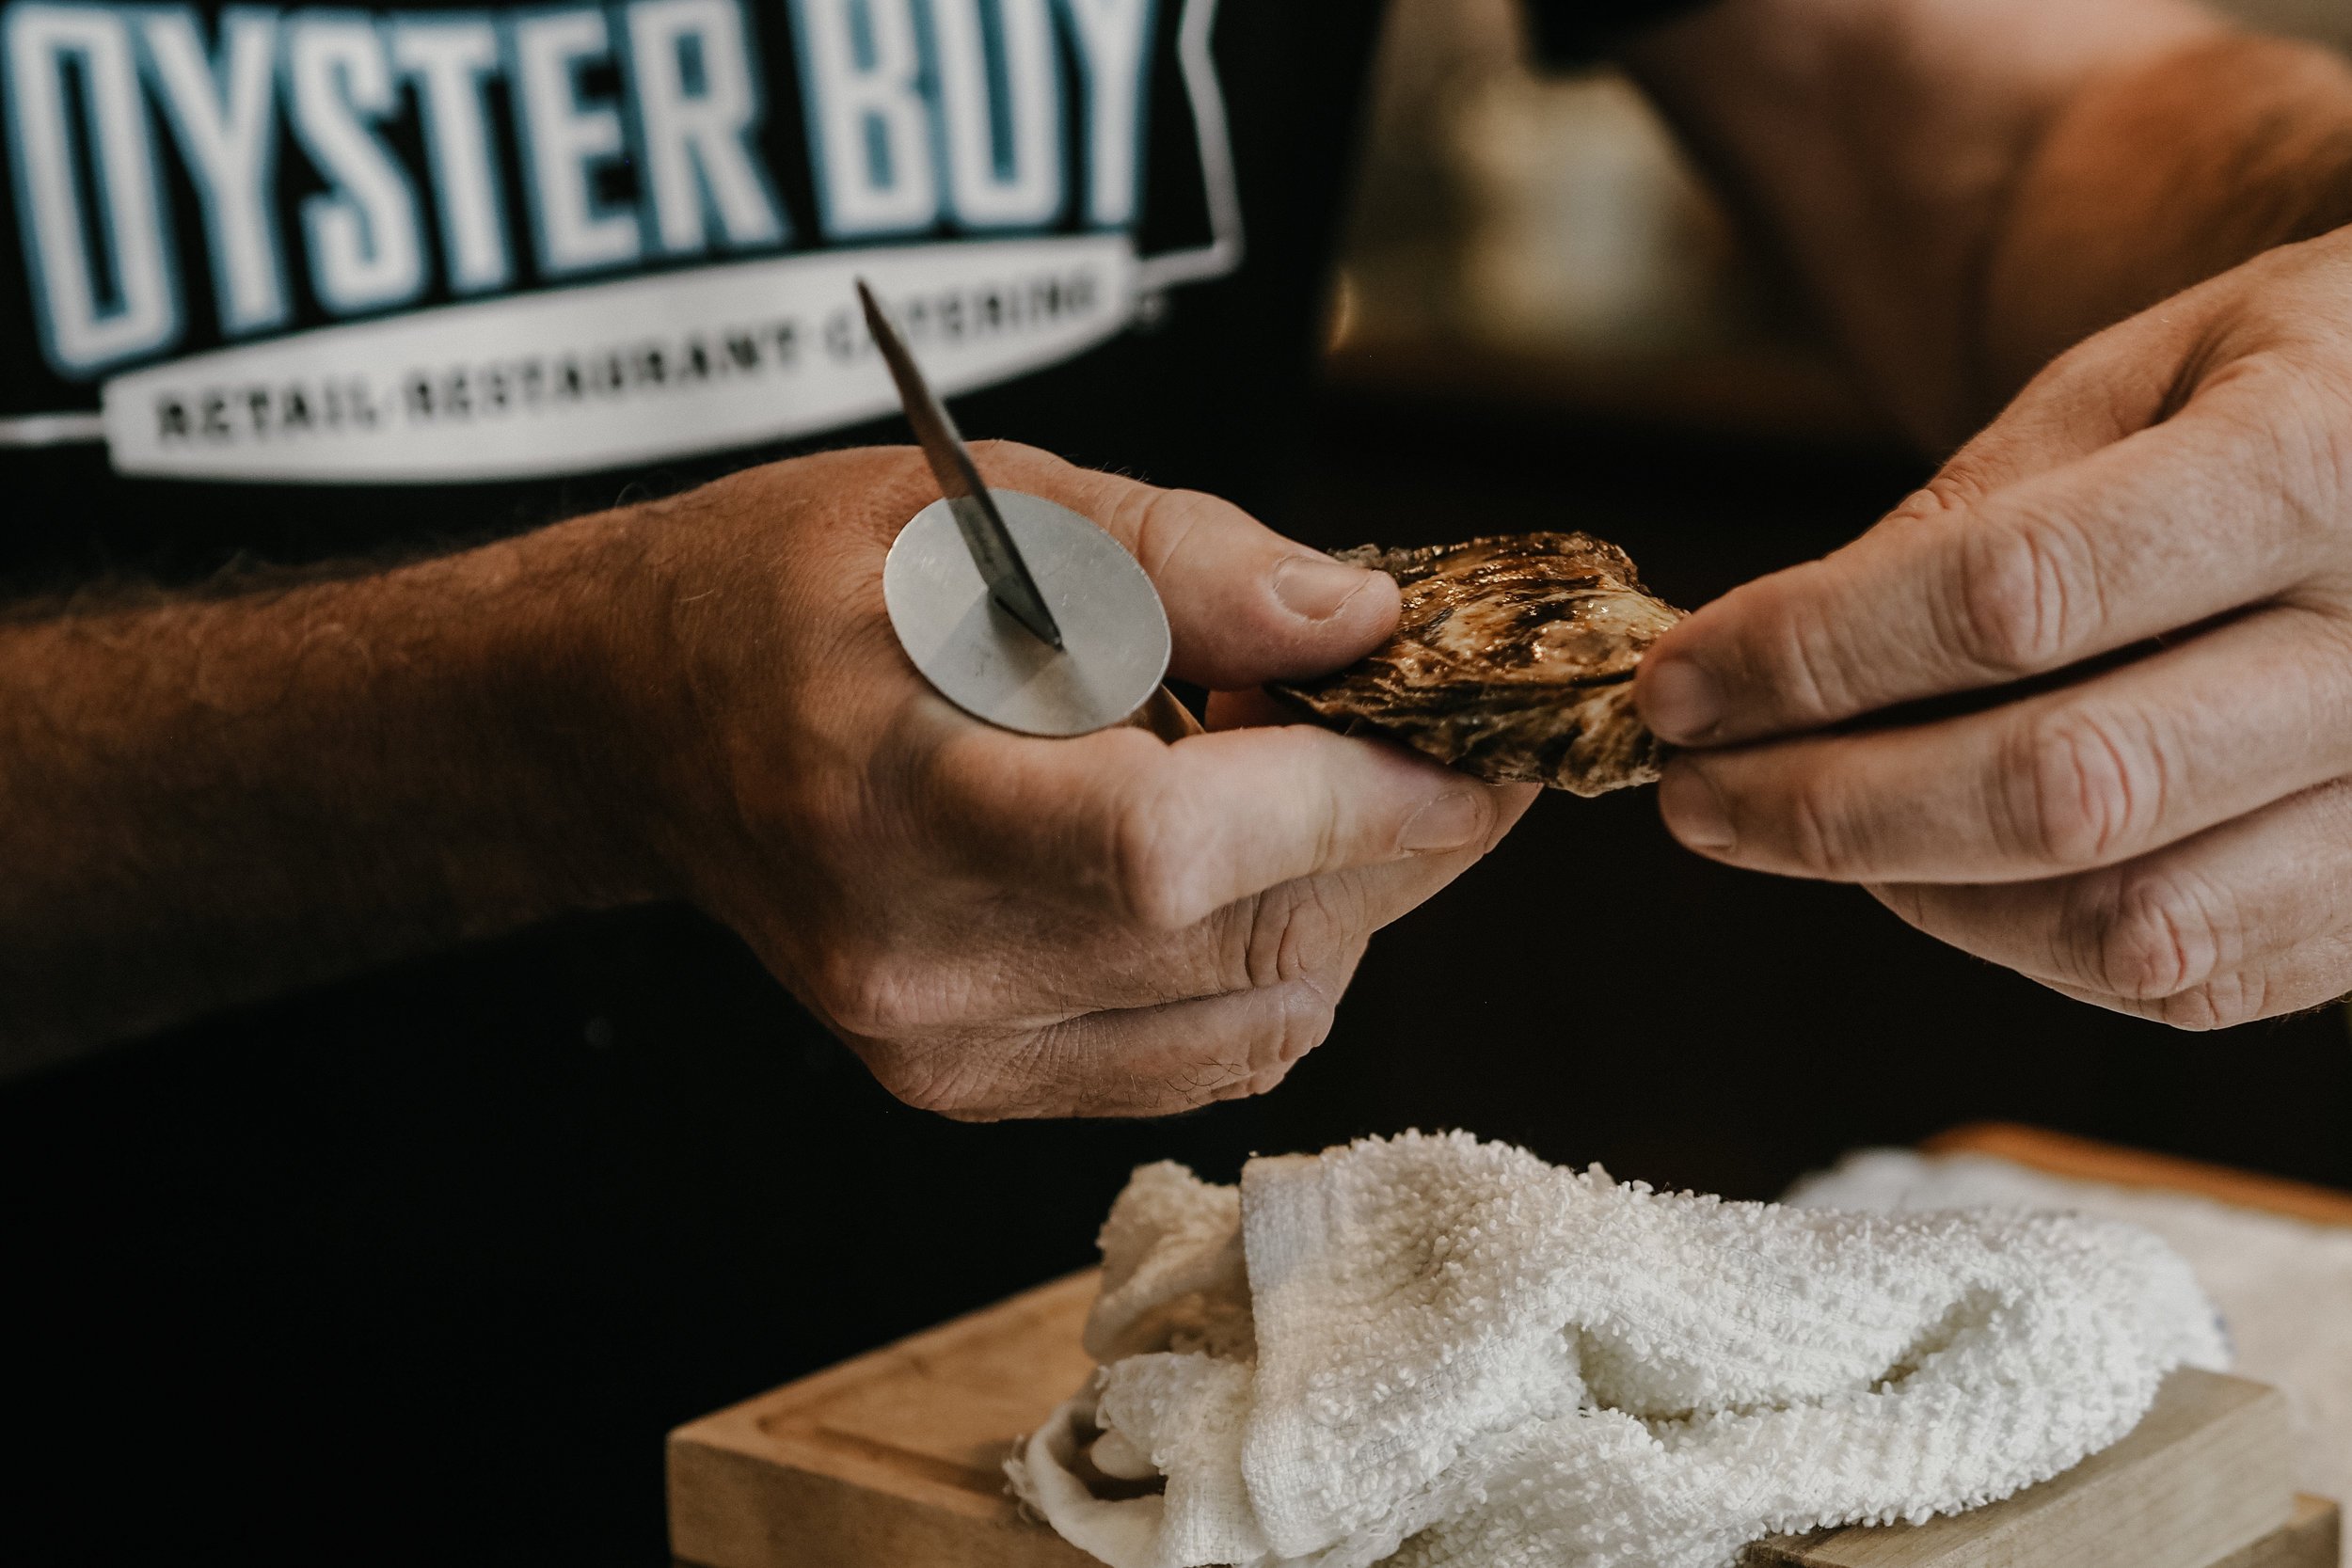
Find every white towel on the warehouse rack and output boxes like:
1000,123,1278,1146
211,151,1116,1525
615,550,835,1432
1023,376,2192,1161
1008,1132,2226,1568
1788,1147,2352,1566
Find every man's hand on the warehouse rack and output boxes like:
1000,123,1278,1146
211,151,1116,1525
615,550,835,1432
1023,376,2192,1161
0,442,1530,1093
1636,230,2352,1028
607,444,1532,1117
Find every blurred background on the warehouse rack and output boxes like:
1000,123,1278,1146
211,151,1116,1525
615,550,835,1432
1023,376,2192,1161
1249,0,2352,1208
1322,0,2352,441
9,7,2352,1565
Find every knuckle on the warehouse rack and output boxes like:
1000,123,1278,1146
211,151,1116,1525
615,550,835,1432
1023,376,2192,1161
1768,591,1857,724
1158,984,1340,1113
810,946,943,1041
966,437,1057,476
882,1060,981,1117
891,1066,1014,1120
2243,359,2350,537
2080,870,2223,999
1786,776,1867,879
1220,987,1336,1102
1872,881,1931,929
1108,776,1211,927
1122,483,1212,580
2006,709,2163,867
1882,487,1946,528
1242,879,1359,989
1953,515,2094,676
1314,779,1346,874
884,1033,1055,1121
1279,983,1339,1063
2153,971,2266,1033
1140,1041,1253,1115
1913,466,1992,519
1197,894,1263,996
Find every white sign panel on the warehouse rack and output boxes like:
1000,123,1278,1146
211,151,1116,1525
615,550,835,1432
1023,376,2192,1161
98,234,1137,483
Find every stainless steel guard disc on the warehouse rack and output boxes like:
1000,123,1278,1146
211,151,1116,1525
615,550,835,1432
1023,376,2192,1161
882,490,1172,736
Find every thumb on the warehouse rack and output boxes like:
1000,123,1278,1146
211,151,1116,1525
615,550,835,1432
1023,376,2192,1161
974,443,1399,689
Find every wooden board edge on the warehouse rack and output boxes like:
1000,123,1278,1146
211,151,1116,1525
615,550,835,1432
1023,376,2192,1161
673,1491,2341,1568
667,1269,1100,1458
666,1269,1104,1553
1924,1124,2352,1228
667,1420,1019,1529
1740,1370,2295,1568
1744,1497,2338,1568
2207,1496,2341,1568
668,1428,1099,1568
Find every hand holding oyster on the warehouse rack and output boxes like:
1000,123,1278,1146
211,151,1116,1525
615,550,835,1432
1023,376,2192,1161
1271,532,1685,797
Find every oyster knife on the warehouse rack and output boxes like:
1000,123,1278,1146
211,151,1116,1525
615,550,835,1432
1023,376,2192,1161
858,279,1175,738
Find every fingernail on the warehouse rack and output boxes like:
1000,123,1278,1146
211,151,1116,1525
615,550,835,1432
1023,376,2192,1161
1658,765,1736,853
1642,657,1724,743
1273,556,1375,622
1401,791,1486,853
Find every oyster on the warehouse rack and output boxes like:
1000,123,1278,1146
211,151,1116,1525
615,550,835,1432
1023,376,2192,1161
1271,532,1685,796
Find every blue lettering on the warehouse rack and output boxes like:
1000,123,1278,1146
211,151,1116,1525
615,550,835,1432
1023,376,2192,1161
1057,0,1151,227
139,8,286,335
4,1,180,373
285,10,427,313
388,14,512,293
788,0,935,239
508,7,644,276
928,0,1059,230
621,0,786,257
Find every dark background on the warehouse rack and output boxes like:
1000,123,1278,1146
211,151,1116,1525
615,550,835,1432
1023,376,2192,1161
5,385,2346,1567
11,0,2352,1560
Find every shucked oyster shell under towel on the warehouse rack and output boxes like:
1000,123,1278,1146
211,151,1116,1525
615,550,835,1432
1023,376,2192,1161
1271,532,1686,797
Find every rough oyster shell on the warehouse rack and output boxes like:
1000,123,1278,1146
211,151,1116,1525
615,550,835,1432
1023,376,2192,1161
1271,532,1685,796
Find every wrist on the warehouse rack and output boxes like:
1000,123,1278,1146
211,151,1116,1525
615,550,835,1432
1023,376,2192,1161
438,508,700,918
1984,35,2352,398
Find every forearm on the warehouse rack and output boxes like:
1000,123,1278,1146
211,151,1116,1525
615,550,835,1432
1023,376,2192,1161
1983,36,2352,399
1622,0,2352,449
0,515,672,1071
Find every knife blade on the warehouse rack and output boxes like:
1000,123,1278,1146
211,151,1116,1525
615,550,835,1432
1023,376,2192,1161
856,279,1065,650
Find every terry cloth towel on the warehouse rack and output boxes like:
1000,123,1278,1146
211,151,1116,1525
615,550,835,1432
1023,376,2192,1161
1788,1148,2352,1567
1007,1131,2226,1568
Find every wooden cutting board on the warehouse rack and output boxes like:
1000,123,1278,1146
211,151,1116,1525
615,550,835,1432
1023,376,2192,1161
669,1127,2346,1568
1925,1123,2352,1227
669,1269,1102,1568
1740,1370,2312,1568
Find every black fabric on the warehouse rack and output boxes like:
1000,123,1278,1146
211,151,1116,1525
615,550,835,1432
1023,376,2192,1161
0,906,1278,1564
0,0,1714,1560
0,0,1385,1560
1524,0,1723,66
0,0,1384,590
